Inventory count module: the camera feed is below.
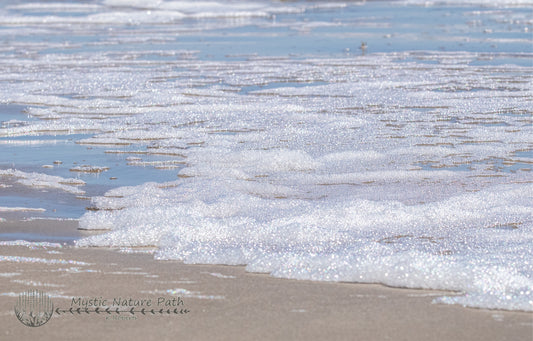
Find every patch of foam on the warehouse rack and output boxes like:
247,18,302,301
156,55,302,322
0,240,63,248
69,165,109,173
1,1,532,313
0,139,69,145
0,291,72,299
0,0,333,27
204,272,236,279
50,267,99,273
22,217,78,222
11,279,65,288
7,3,102,11
141,288,225,300
0,207,46,213
117,248,156,254
106,271,150,276
0,272,21,277
47,250,63,254
398,0,533,7
0,255,90,265
68,54,530,312
0,169,85,194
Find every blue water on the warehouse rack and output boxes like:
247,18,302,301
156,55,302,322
0,0,531,219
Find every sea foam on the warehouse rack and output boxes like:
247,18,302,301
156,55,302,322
0,0,531,311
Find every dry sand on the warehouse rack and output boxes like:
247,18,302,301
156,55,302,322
0,220,532,341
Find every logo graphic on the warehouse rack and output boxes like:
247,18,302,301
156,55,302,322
14,290,54,327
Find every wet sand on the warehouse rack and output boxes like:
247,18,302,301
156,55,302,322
0,220,532,341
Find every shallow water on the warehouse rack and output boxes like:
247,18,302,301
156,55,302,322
0,117,182,218
0,0,532,311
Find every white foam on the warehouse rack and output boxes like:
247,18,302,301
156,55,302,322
68,52,531,311
50,267,98,273
0,169,85,194
0,273,21,277
399,0,533,6
141,288,225,300
11,279,65,287
205,272,236,279
0,291,72,299
0,0,332,27
0,207,46,212
69,165,110,173
0,255,90,265
0,240,63,248
7,3,102,11
0,1,531,312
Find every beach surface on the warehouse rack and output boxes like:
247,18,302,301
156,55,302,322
1,220,531,341
1,0,532,339
1,0,532,316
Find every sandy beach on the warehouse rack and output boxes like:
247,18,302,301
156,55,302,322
1,0,532,339
0,220,531,341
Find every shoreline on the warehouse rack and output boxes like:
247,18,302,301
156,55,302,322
1,219,532,340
